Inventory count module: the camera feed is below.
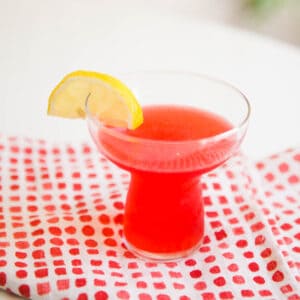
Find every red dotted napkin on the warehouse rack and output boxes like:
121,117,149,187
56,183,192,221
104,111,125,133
0,135,299,300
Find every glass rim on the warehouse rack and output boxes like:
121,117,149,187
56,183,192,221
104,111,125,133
85,70,251,146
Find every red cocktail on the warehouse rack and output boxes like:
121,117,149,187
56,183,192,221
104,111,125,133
87,72,250,260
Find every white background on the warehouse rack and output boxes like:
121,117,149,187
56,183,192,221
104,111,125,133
0,1,300,159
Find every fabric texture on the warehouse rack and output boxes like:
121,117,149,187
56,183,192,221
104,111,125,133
0,135,299,300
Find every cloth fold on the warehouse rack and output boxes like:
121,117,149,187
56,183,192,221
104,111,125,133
0,135,299,300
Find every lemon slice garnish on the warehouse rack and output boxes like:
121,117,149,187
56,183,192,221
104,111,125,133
47,70,143,129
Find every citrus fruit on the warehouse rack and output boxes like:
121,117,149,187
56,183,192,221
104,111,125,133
47,70,143,129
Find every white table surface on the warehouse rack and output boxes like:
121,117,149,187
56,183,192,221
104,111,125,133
1,0,300,160
0,1,300,299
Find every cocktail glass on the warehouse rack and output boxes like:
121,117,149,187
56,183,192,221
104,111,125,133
86,71,250,261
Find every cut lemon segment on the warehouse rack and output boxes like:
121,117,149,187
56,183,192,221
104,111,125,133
47,70,143,129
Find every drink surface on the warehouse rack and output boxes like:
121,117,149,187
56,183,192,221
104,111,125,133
123,104,233,141
97,104,235,174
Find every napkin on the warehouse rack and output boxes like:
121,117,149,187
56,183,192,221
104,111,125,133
0,135,299,300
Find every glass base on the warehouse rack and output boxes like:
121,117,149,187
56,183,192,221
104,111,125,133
124,238,203,262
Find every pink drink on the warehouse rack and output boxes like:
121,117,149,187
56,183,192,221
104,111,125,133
87,71,250,260
98,105,234,256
